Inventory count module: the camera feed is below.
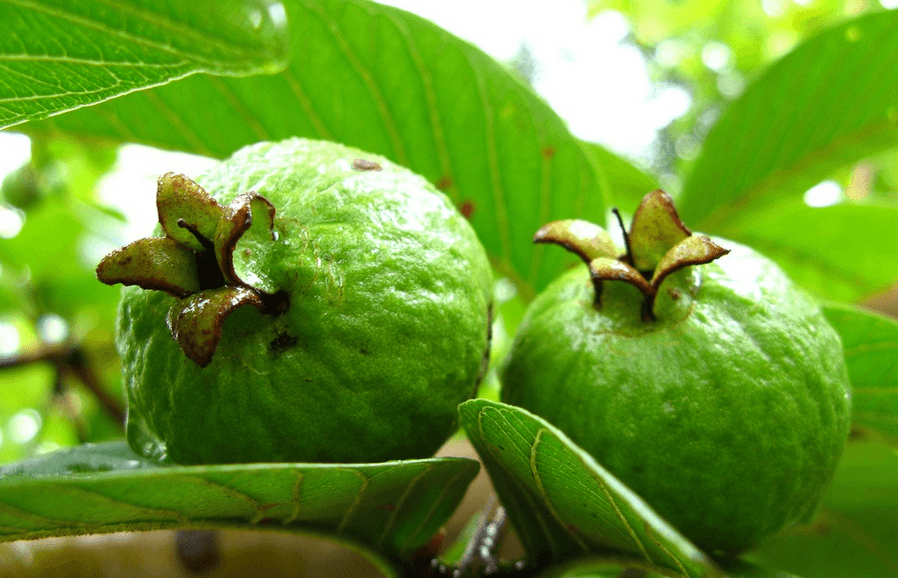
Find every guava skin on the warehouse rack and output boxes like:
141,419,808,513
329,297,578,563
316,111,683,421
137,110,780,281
118,138,493,465
500,240,851,554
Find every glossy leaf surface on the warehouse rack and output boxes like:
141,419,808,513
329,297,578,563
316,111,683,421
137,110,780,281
0,441,479,566
0,0,290,129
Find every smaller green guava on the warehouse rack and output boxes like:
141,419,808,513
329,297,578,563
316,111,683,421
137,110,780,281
98,138,493,465
500,190,851,554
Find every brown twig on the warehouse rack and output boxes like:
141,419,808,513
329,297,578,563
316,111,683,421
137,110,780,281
0,342,125,427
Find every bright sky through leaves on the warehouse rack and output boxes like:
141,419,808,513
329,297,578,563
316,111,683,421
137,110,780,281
375,0,692,162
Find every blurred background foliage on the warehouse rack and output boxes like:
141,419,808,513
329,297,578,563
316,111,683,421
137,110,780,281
0,0,896,478
581,0,898,204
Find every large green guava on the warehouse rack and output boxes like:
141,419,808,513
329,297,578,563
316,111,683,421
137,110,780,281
500,191,851,554
98,138,493,465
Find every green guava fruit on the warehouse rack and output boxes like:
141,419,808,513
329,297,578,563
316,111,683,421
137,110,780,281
499,191,851,554
97,138,493,465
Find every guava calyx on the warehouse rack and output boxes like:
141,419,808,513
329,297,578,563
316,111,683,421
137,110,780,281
96,172,285,367
535,190,729,319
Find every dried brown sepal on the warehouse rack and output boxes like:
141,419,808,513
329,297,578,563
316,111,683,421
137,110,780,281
587,257,655,303
214,192,277,293
96,237,201,298
157,173,223,252
166,286,266,367
650,235,730,290
628,189,691,272
534,220,619,264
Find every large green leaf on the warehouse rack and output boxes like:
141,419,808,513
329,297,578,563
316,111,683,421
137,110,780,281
22,0,606,297
0,0,290,130
678,11,898,299
719,200,898,302
747,440,898,578
0,441,480,571
458,399,721,578
823,304,898,442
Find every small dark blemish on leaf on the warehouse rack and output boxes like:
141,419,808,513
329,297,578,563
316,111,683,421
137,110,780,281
436,176,452,190
379,504,397,511
304,378,313,383
542,146,555,159
360,348,371,355
460,200,475,220
268,332,298,354
352,158,382,171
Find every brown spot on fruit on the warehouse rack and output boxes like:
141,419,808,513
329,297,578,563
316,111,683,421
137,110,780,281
352,158,382,171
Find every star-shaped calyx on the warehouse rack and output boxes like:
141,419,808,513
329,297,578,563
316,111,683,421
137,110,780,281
535,190,730,320
97,173,285,367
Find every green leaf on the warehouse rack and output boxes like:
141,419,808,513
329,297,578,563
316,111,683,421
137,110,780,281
718,559,804,578
22,0,607,298
747,440,898,578
458,399,721,578
530,558,801,578
823,304,898,442
679,11,898,271
719,200,898,302
0,441,480,568
0,0,290,129
580,141,658,210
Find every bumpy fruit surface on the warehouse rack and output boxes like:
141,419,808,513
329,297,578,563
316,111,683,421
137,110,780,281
107,138,492,465
500,194,851,554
